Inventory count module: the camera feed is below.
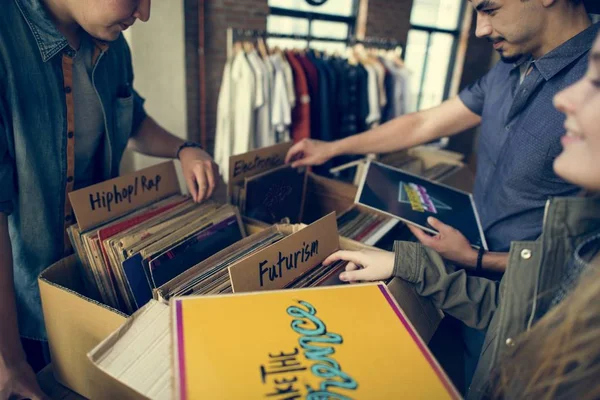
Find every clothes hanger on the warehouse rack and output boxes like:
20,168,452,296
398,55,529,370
243,41,255,54
257,37,269,59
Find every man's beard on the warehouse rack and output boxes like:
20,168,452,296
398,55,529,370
497,50,524,64
488,37,524,64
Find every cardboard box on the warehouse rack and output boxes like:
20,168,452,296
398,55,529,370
39,216,268,399
302,173,357,224
41,220,441,399
86,216,443,399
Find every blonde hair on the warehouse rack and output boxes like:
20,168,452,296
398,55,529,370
494,266,600,399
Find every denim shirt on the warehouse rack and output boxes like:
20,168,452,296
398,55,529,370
459,23,600,252
0,0,147,340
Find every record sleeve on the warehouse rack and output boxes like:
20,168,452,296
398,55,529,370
356,161,488,249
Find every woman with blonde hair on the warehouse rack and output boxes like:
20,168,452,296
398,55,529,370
493,266,600,399
324,31,600,399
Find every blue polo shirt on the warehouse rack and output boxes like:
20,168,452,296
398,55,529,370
459,22,599,252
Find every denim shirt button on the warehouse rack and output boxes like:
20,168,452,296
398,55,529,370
67,176,74,183
68,131,74,139
65,86,72,94
65,214,72,222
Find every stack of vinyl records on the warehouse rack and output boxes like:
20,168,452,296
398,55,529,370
337,207,399,246
422,163,462,181
68,196,245,314
285,259,348,288
378,151,424,175
230,164,308,224
156,213,348,302
156,229,287,299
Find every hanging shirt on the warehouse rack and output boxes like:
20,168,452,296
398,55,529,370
331,59,360,139
214,59,233,179
285,52,311,143
270,53,292,142
364,64,381,127
381,58,411,119
307,51,333,142
357,64,370,133
247,50,272,148
214,51,256,180
372,60,387,109
281,56,296,108
296,54,320,140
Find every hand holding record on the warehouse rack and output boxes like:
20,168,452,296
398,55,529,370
408,217,477,268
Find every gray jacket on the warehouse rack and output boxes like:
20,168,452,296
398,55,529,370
392,196,600,399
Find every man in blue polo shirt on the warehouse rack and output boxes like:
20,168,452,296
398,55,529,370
286,0,599,391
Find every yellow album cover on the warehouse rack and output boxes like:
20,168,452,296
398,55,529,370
172,283,459,400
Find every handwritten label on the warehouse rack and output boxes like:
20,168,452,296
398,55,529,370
228,213,339,293
89,174,162,212
228,143,293,202
234,154,285,179
69,161,179,231
259,241,319,287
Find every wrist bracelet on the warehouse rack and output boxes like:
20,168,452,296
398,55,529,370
476,246,486,273
176,141,203,160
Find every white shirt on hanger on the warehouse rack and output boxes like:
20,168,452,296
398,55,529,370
214,51,256,181
281,55,296,108
270,53,292,141
365,64,381,126
247,50,272,149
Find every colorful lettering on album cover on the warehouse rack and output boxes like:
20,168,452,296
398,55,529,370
258,300,358,400
398,182,452,214
287,301,358,399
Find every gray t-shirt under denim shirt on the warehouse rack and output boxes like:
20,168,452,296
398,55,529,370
72,34,104,189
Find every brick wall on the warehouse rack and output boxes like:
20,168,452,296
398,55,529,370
184,0,268,155
365,0,414,46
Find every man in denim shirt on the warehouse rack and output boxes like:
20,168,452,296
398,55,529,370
0,0,218,397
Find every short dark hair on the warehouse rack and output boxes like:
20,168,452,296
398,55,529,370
568,0,584,5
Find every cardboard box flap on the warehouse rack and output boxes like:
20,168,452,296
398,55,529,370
39,255,127,318
38,256,128,398
69,161,180,231
88,300,171,400
229,213,339,293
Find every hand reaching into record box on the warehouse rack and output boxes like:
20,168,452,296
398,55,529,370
323,249,395,283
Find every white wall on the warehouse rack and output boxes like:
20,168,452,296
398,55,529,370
121,0,188,177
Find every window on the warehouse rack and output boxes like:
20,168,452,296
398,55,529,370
405,0,466,111
267,0,359,53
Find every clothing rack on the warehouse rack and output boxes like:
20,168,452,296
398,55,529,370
226,27,403,59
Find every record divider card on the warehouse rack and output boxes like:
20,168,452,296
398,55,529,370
69,161,180,232
228,212,340,293
227,142,293,203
